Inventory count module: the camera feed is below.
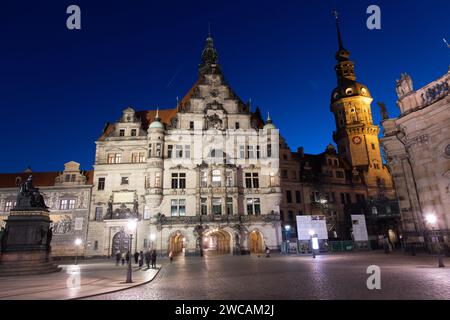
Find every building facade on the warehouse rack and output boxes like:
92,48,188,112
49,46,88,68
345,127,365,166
86,36,282,257
279,17,399,246
0,162,93,257
380,68,450,249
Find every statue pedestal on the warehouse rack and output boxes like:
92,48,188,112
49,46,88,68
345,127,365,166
0,209,61,276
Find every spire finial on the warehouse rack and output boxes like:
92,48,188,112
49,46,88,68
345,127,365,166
208,22,211,38
155,107,160,121
267,111,272,123
333,10,344,50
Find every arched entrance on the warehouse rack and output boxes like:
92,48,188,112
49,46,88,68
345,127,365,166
111,230,130,256
248,230,264,254
169,231,185,255
202,229,232,255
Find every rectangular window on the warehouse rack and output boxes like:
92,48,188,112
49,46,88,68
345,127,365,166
95,207,103,221
201,198,207,215
256,145,260,159
246,198,261,215
239,145,245,159
295,191,301,203
225,171,233,187
107,154,115,164
235,122,240,129
171,173,178,189
170,199,186,216
245,172,259,189
148,144,153,158
212,170,221,187
340,193,346,205
144,205,150,220
247,146,254,159
156,143,162,157
5,201,14,211
131,129,136,136
336,170,344,178
119,129,125,137
139,152,145,162
179,173,186,189
246,198,254,215
200,171,208,187
171,200,178,216
155,172,161,188
65,174,71,182
60,199,68,210
189,121,194,130
267,144,272,157
98,177,105,190
69,199,76,210
212,198,222,215
269,173,275,187
226,197,233,215
176,145,183,158
121,177,129,185
132,153,138,163
286,190,292,203
179,199,186,216
371,143,376,150
184,145,190,159
167,145,173,158
71,174,76,182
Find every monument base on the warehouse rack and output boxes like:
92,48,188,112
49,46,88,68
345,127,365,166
0,250,61,276
0,209,61,277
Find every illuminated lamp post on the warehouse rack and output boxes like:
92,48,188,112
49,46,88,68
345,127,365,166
126,219,137,283
425,214,445,268
74,238,82,265
309,229,319,259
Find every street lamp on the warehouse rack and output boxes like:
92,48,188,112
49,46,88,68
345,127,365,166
309,229,319,259
425,213,445,268
74,238,82,265
126,219,137,283
284,225,291,254
150,233,156,251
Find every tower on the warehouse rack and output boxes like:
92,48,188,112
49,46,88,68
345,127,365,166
330,13,392,196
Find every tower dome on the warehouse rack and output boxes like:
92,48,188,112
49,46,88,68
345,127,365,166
263,112,276,130
149,109,164,130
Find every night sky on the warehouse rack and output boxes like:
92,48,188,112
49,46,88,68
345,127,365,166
0,0,449,173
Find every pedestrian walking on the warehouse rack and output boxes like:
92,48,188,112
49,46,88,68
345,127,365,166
115,251,121,266
145,250,151,269
121,252,125,265
169,250,173,263
139,251,144,268
265,246,270,258
134,251,139,264
151,250,157,268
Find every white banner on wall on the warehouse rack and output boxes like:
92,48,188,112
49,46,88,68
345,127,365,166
296,215,328,240
74,217,84,231
351,214,369,241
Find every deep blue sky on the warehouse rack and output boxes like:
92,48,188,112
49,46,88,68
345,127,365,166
0,0,449,173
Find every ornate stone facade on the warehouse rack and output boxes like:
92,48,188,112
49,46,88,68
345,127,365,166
380,68,450,247
0,162,93,257
86,36,282,257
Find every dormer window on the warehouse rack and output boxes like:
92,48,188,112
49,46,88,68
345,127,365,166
119,129,125,137
131,129,137,137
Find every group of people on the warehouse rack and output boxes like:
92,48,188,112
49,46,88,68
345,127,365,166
115,249,157,269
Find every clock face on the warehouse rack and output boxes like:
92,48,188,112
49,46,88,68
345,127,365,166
352,136,362,145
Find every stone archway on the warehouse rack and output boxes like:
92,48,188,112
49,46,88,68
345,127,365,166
248,229,264,254
168,230,185,255
203,228,233,255
111,229,130,256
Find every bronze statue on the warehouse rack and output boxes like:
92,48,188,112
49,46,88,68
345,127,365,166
15,175,48,209
377,101,389,120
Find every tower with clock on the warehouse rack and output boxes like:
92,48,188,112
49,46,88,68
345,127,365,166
329,14,394,197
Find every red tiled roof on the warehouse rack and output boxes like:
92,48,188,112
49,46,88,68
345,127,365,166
136,108,178,128
0,170,94,188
